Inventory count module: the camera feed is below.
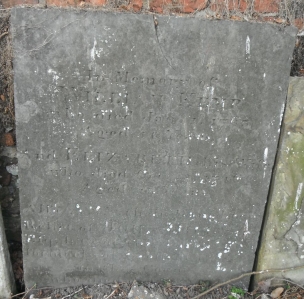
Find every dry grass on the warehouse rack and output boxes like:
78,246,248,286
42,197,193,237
8,279,304,299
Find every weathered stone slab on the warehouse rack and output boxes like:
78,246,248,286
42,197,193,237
11,7,297,288
256,77,304,284
0,211,16,298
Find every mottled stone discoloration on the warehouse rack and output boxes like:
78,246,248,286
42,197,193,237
12,7,296,288
256,77,304,284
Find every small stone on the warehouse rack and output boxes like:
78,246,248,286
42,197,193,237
1,133,14,147
128,285,165,299
6,164,18,176
0,147,17,158
270,287,284,299
0,168,11,186
5,127,13,133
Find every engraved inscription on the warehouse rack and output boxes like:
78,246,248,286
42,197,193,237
14,10,293,287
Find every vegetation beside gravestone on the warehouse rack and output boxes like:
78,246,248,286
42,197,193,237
0,10,23,294
0,10,13,134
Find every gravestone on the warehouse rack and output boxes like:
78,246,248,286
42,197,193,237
256,77,304,285
11,7,297,288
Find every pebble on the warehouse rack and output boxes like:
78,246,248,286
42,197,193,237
6,164,18,176
128,283,165,299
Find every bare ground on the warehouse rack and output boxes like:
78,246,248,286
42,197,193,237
11,279,304,299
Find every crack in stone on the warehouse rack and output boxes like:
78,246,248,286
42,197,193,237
152,15,174,69
284,196,303,235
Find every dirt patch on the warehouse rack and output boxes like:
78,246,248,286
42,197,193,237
291,36,304,76
0,9,14,133
12,279,304,299
0,8,23,293
15,282,240,299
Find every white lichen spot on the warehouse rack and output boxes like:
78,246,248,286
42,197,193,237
146,231,150,234
216,262,226,271
263,147,268,178
76,204,80,209
96,206,101,211
246,36,250,55
91,38,97,61
279,102,285,127
218,253,222,259
295,183,303,211
244,219,250,237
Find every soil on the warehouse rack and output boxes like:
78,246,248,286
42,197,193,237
0,7,304,299
13,280,304,299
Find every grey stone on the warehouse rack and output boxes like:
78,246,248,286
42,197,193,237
6,164,18,176
256,77,304,285
0,210,16,298
11,7,297,288
128,283,165,299
1,147,17,159
5,127,13,133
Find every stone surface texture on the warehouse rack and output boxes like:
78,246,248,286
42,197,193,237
128,283,165,299
12,7,296,288
0,210,16,298
256,77,304,284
